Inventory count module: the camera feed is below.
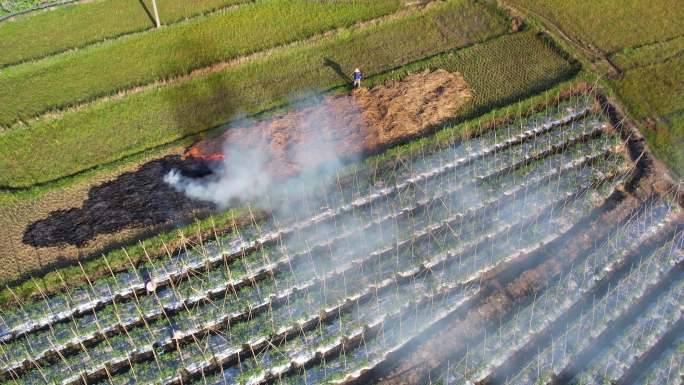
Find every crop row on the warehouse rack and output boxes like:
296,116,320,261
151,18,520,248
0,104,593,341
6,125,624,380
430,197,680,384
6,152,611,384
507,228,684,384
168,158,624,385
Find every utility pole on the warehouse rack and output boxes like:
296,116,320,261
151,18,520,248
151,0,161,28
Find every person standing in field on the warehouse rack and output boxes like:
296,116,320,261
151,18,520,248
352,68,362,88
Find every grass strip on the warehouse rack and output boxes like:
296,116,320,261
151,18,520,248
610,55,684,177
0,0,509,187
0,0,403,127
0,0,250,68
506,0,684,55
609,35,684,71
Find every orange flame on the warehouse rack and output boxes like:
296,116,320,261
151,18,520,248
181,146,224,162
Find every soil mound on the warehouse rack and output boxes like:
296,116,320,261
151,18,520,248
186,69,471,178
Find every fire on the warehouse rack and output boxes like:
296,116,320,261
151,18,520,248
181,146,224,162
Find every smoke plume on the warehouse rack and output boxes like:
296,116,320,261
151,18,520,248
164,94,360,208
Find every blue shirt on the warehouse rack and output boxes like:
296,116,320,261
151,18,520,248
353,71,362,80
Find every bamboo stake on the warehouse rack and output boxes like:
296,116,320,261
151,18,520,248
210,216,223,254
127,352,139,382
5,286,27,319
151,0,161,28
78,261,96,305
56,271,77,318
123,248,142,284
31,279,53,319
26,354,48,383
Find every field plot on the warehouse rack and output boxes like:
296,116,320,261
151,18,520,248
1,88,679,385
0,0,514,188
502,0,684,177
504,0,684,55
0,28,575,189
0,0,405,127
0,0,250,67
611,54,684,178
0,0,682,384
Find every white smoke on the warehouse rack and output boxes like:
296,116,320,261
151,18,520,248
164,95,359,208
163,142,273,207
